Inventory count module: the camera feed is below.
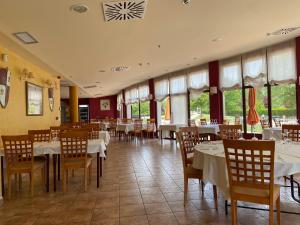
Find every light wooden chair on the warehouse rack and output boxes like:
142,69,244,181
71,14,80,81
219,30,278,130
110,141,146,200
28,129,51,142
177,130,218,208
145,122,156,138
274,118,281,128
200,118,207,125
1,135,45,199
108,119,117,137
131,119,143,139
50,126,61,140
60,130,93,192
219,125,242,140
223,139,280,225
223,119,230,125
282,124,300,142
147,118,155,124
234,117,241,125
188,119,196,127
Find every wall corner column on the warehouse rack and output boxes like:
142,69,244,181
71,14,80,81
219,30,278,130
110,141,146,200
69,86,79,123
209,61,223,123
148,79,157,122
122,90,127,118
295,37,300,121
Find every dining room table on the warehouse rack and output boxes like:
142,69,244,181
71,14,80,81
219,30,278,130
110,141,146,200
192,140,300,207
158,124,186,140
197,124,220,134
262,127,282,140
0,138,107,194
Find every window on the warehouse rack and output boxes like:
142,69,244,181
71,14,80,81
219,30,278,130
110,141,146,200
140,101,150,122
223,89,243,125
171,95,188,124
190,92,210,124
131,103,139,119
271,84,297,124
154,78,169,101
157,97,171,125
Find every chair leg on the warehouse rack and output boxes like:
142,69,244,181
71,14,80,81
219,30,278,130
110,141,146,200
7,173,11,200
84,168,87,192
41,168,45,185
269,202,274,225
276,196,281,225
200,180,204,194
184,176,188,206
30,172,34,197
18,174,22,191
213,185,218,210
231,200,237,225
62,169,66,193
88,164,92,185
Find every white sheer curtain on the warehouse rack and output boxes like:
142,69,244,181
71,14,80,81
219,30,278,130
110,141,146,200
169,73,187,95
138,83,149,102
242,49,267,87
219,57,242,91
125,90,131,105
187,65,209,98
117,92,123,110
267,40,296,84
171,95,188,125
130,87,139,103
154,78,169,101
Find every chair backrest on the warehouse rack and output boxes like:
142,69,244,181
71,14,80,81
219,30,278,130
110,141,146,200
177,127,201,167
219,125,242,140
260,119,269,129
1,135,34,167
28,129,51,142
50,126,61,140
147,122,155,131
147,118,155,124
188,119,196,127
235,116,241,125
273,118,281,127
200,118,207,125
60,130,89,161
223,119,230,125
223,140,275,194
282,124,300,142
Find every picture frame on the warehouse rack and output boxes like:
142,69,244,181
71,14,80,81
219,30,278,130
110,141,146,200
100,99,110,111
26,82,43,116
48,88,54,111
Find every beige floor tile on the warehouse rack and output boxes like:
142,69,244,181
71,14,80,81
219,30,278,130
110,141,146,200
120,215,149,225
144,202,172,215
120,204,146,217
147,213,179,225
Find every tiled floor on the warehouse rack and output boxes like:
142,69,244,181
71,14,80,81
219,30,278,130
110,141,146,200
0,138,299,225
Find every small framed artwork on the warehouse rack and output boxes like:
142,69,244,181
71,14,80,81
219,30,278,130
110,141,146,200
100,99,110,111
26,82,43,116
48,88,54,111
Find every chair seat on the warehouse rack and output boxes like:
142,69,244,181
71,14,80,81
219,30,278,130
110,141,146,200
186,157,193,165
185,165,203,179
63,157,93,168
9,159,44,172
232,184,281,203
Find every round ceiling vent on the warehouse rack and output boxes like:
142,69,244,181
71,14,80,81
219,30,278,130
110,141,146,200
70,4,89,13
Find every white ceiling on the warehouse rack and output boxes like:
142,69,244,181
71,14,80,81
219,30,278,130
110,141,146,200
0,0,300,97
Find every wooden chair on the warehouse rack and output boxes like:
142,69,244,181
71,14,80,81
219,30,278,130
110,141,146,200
234,117,241,125
188,119,196,127
219,125,242,140
274,118,281,128
260,119,270,129
28,129,51,142
108,119,117,137
60,130,93,192
50,126,61,140
177,130,218,208
200,118,207,125
131,119,143,139
282,124,300,142
223,119,230,125
1,135,45,199
147,118,155,124
145,122,156,138
223,140,280,225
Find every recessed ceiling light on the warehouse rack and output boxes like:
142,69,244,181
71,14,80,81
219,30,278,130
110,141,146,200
13,32,38,44
111,66,129,72
182,0,191,5
70,4,89,13
147,62,151,66
99,70,106,73
193,57,197,60
267,27,300,36
95,81,101,84
157,45,161,48
212,38,222,42
187,64,190,66
138,63,143,66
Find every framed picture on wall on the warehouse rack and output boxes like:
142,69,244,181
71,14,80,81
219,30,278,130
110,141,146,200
26,82,43,116
100,99,110,111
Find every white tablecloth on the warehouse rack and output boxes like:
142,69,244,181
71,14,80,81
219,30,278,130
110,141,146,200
262,127,282,140
99,131,110,145
116,123,148,134
0,139,106,158
158,124,186,138
192,141,300,199
198,124,219,134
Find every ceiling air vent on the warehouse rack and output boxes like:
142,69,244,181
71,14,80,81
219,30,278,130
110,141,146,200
111,66,129,72
13,32,38,44
267,27,300,36
102,0,147,22
84,85,97,89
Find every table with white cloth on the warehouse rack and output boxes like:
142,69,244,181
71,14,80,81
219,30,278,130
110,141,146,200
262,127,282,140
116,123,148,134
192,140,300,200
0,139,106,193
158,124,186,140
198,124,220,134
99,131,110,145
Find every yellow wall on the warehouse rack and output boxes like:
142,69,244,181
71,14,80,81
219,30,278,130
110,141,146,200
0,44,60,145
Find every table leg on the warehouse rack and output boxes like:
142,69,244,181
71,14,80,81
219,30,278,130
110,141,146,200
1,156,4,196
46,154,50,192
97,152,100,188
57,155,60,181
53,154,57,192
160,130,162,143
100,157,103,177
290,175,300,203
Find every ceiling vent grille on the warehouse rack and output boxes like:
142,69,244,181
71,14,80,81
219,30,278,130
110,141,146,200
102,0,147,22
267,27,300,36
84,85,97,89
